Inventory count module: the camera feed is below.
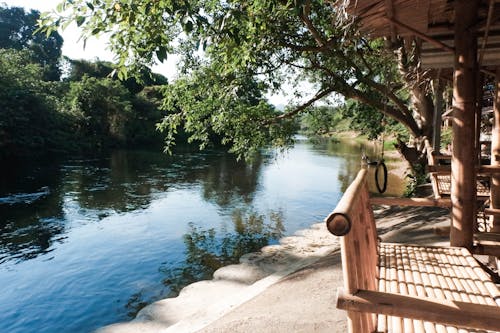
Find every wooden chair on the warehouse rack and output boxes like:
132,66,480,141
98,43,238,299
326,169,500,333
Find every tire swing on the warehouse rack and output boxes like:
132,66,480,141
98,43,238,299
375,159,388,193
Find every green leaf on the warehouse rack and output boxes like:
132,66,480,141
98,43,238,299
76,16,85,27
156,46,167,62
184,20,193,33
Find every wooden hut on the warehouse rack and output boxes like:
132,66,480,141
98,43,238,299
344,0,500,248
327,1,500,331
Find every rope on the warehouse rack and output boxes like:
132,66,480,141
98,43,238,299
375,71,389,194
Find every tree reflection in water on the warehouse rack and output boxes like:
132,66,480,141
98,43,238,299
125,209,284,317
0,148,267,265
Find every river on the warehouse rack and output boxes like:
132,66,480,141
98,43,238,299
0,137,405,333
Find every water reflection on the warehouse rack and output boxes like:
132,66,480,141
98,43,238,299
0,138,404,267
309,138,406,196
199,154,263,207
125,209,284,316
0,163,67,264
162,209,284,295
0,149,266,265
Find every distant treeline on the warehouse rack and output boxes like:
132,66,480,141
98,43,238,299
0,6,171,161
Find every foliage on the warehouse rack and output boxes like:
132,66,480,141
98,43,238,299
341,97,410,141
65,58,168,93
0,49,72,159
63,75,133,149
158,65,296,158
126,86,165,147
300,105,343,136
403,164,428,197
39,0,194,79
64,58,115,81
341,99,386,140
440,127,452,151
41,0,437,162
0,46,168,160
0,6,172,161
1,5,63,80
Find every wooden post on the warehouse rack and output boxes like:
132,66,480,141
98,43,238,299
433,79,444,152
451,0,479,248
476,73,485,165
491,67,500,233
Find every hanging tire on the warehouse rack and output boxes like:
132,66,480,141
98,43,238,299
375,161,388,193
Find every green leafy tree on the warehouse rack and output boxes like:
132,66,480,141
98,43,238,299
64,58,115,81
65,58,168,93
63,76,133,150
126,86,165,147
42,1,436,164
300,105,343,136
158,65,295,158
0,49,72,159
1,5,63,81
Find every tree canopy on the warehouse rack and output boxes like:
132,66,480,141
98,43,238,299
42,0,438,163
0,5,171,161
1,6,63,80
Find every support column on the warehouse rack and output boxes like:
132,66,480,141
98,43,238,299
476,73,485,165
451,0,479,248
491,68,500,233
433,79,444,152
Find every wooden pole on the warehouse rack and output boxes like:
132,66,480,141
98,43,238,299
451,0,479,248
433,78,444,152
476,75,482,164
476,73,484,165
490,67,500,233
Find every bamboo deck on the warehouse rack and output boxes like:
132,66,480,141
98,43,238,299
377,244,500,333
330,170,500,332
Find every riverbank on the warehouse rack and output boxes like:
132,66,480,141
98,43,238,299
97,202,451,333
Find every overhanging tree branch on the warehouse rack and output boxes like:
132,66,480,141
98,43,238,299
298,0,327,47
263,87,336,124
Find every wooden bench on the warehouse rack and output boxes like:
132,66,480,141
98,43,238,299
326,169,500,333
425,142,491,200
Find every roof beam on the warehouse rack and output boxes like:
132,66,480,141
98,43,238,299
479,0,496,66
384,0,397,43
384,17,455,53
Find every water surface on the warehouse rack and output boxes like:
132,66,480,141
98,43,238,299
0,137,405,333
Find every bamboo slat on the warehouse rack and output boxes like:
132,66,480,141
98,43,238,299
374,244,500,332
429,173,490,198
473,231,500,256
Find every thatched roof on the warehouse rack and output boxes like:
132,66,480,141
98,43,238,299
346,0,500,69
